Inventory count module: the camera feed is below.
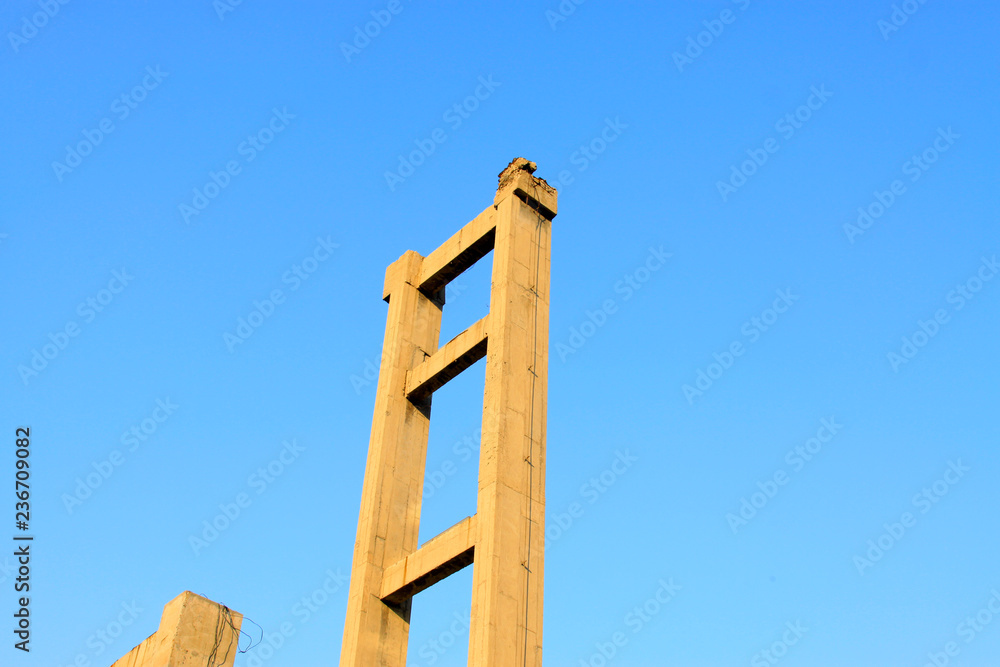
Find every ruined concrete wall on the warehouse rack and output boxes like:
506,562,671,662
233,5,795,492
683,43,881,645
108,591,243,667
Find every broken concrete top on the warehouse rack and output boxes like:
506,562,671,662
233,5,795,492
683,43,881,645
494,157,557,217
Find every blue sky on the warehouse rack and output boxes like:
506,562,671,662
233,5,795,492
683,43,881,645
2,1,999,665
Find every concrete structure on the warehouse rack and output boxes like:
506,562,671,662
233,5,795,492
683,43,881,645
340,158,557,667
107,591,243,667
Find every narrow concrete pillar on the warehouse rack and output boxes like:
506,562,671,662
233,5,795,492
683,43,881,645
340,251,444,666
469,162,552,667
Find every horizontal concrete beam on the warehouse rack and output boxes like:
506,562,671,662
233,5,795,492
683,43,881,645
380,515,477,606
406,316,489,399
418,207,496,295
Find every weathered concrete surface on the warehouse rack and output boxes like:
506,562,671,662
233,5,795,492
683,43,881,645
108,591,243,667
341,158,556,667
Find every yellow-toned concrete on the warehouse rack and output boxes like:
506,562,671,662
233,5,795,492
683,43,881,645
406,315,490,399
380,515,477,604
341,249,444,667
108,591,243,667
341,158,556,666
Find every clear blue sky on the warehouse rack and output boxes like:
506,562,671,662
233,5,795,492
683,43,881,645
2,1,999,665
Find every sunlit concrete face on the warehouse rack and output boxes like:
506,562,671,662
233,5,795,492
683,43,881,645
107,591,243,667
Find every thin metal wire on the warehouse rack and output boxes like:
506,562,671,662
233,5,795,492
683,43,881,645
521,180,547,667
202,598,260,666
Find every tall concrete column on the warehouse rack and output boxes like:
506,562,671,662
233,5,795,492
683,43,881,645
469,166,552,667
